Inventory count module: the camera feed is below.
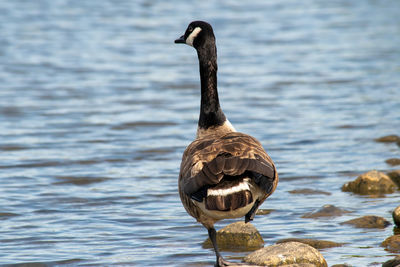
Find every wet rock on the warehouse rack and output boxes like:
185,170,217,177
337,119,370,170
256,209,273,215
387,170,400,188
274,264,316,267
341,215,391,229
341,170,396,195
382,255,400,267
375,135,400,143
386,158,400,166
393,206,400,227
381,235,400,252
394,227,400,235
301,205,351,218
0,212,19,219
288,188,331,195
276,238,342,249
203,222,264,251
244,241,327,267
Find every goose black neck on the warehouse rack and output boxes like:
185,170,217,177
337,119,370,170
197,43,226,129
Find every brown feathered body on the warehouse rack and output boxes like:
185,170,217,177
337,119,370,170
179,130,278,229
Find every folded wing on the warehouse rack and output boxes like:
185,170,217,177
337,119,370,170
180,132,277,200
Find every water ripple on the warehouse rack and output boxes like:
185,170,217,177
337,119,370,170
0,0,399,266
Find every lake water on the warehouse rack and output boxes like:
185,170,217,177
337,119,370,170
1,0,399,266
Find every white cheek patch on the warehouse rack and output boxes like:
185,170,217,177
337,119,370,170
186,27,202,46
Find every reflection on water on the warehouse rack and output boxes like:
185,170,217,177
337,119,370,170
0,0,399,266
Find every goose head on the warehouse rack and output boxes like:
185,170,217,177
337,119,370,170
175,21,215,49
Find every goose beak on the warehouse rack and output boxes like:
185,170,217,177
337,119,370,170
175,35,185,44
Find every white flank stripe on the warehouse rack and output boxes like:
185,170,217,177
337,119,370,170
186,27,202,47
207,181,250,197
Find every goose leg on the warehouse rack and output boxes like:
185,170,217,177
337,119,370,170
245,200,260,223
208,228,247,267
208,227,223,266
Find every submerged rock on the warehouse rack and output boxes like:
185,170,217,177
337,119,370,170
302,205,351,218
276,238,342,249
244,241,327,267
394,227,400,235
381,235,400,252
341,170,396,195
288,188,331,195
256,209,273,215
387,170,400,188
375,135,400,143
382,256,400,267
341,215,391,229
386,158,400,166
203,221,264,251
393,205,400,227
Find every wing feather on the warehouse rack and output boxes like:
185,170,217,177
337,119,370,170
179,132,277,196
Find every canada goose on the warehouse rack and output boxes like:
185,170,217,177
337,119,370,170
175,21,278,266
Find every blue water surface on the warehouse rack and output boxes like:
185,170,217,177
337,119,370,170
0,0,399,266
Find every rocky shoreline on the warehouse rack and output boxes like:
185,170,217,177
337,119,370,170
205,135,400,266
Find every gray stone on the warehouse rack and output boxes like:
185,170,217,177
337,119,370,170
276,238,342,249
341,170,396,195
244,241,327,267
341,215,391,229
203,222,264,251
302,205,351,218
393,206,400,227
381,235,400,253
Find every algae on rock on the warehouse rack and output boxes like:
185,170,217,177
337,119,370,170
203,221,264,251
342,170,396,195
341,215,391,229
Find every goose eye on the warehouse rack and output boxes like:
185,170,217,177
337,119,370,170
188,26,193,32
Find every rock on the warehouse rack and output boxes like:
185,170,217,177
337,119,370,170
256,209,273,215
382,235,400,252
375,135,400,143
203,222,264,251
341,170,396,195
244,241,327,267
393,206,400,227
386,158,400,166
331,265,352,267
288,188,331,195
276,238,342,249
387,170,400,188
301,205,351,218
276,264,316,267
341,215,391,229
394,227,400,235
382,256,400,267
